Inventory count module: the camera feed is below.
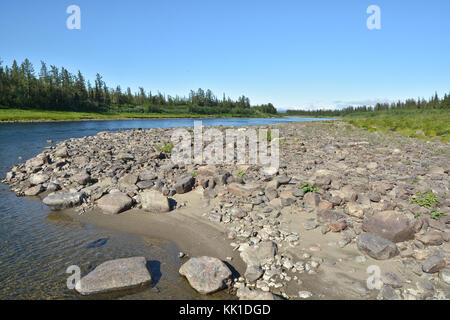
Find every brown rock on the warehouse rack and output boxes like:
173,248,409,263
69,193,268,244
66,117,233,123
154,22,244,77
362,210,415,243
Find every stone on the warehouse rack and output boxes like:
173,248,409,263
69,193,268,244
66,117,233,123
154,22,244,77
75,257,152,295
72,171,91,185
378,285,400,300
24,184,44,196
356,232,399,260
416,231,444,246
140,190,170,212
362,210,415,243
245,264,264,282
179,256,232,294
236,286,279,300
54,147,68,158
329,220,347,232
439,268,450,285
304,192,320,208
43,192,85,211
381,272,403,288
240,241,277,268
316,209,346,224
347,201,364,217
97,192,133,214
227,183,259,197
175,176,195,194
422,255,446,273
260,166,278,176
29,173,49,185
298,291,313,299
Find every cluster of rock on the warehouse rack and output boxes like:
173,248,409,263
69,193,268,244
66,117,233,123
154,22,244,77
2,121,449,299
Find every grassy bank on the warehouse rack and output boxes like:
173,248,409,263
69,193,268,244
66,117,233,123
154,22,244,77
343,108,450,142
0,108,281,122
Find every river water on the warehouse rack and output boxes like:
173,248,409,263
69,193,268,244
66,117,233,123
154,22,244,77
0,117,332,299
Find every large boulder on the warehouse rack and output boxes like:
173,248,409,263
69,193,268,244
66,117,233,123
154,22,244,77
422,255,446,273
97,192,133,214
240,241,277,282
75,257,152,295
175,176,195,194
179,256,232,294
43,192,85,211
356,232,399,260
140,190,170,212
362,211,415,243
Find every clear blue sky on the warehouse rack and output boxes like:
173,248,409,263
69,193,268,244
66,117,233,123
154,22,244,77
1,0,449,110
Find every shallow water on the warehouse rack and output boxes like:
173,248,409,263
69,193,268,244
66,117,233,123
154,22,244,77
0,117,331,299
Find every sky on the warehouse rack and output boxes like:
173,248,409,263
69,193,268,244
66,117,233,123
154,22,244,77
0,0,449,110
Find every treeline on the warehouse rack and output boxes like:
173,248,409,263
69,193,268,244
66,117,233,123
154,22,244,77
0,58,277,115
286,93,450,117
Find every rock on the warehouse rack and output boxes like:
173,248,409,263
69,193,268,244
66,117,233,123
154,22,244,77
422,255,446,273
245,265,264,282
117,152,134,161
179,256,232,294
227,183,259,197
75,257,152,295
140,190,170,212
362,211,415,243
329,220,347,232
439,268,450,285
43,192,85,211
203,188,217,199
416,231,444,246
118,173,138,187
24,184,44,196
260,166,278,176
54,147,68,158
316,209,346,224
136,180,154,189
236,286,279,300
175,176,195,194
378,285,400,300
347,201,364,217
97,192,133,214
72,171,91,185
381,272,403,288
304,192,320,208
298,291,313,299
29,173,49,185
242,241,277,265
356,232,399,260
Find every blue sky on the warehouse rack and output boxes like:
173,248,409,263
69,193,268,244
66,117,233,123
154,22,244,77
1,0,449,110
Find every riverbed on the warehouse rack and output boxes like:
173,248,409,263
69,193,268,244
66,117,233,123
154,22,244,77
0,117,331,299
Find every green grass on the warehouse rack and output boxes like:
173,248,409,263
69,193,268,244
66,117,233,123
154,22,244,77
344,108,450,142
155,142,174,153
0,107,282,122
301,183,318,193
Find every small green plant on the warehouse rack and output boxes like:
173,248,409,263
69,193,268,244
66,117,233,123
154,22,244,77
237,171,245,178
155,142,174,153
301,183,318,193
411,191,440,208
430,210,447,220
191,171,197,177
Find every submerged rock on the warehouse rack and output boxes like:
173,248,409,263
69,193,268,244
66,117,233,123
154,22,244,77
75,257,152,295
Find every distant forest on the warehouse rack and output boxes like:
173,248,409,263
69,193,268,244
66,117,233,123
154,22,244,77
0,58,277,115
286,93,450,117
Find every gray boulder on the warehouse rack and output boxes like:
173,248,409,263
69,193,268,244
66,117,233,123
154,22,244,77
97,192,133,214
356,232,399,260
422,255,446,273
179,256,232,294
140,190,170,212
75,257,152,295
43,192,85,211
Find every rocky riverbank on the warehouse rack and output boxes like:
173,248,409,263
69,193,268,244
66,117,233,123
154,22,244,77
2,121,450,300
